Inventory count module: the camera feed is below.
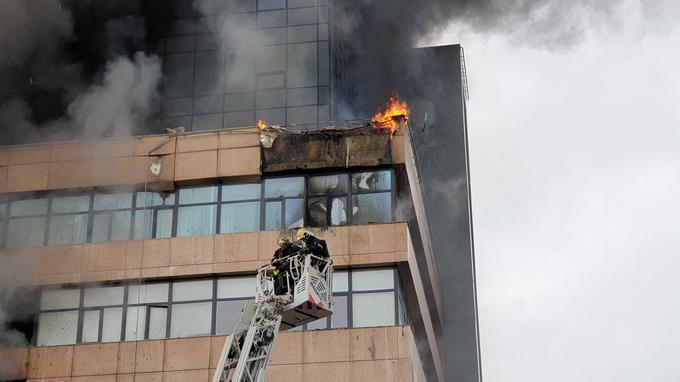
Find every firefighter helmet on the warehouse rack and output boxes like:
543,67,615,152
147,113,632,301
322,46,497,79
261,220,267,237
295,228,315,241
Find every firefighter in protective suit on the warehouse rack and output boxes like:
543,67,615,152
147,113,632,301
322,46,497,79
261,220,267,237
295,228,330,268
271,237,301,295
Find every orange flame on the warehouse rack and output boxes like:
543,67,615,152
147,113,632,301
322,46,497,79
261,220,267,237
371,96,409,135
257,119,268,130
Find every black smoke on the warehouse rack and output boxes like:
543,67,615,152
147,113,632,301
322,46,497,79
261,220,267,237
0,0,164,145
331,0,632,119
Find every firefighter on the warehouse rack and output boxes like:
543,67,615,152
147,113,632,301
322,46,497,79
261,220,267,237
271,237,301,295
295,228,330,268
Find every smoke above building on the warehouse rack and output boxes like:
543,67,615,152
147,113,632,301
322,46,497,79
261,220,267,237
0,0,660,143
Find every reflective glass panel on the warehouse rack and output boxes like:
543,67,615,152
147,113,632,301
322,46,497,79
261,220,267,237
352,292,395,328
51,195,90,213
47,214,88,245
10,198,48,217
179,185,219,204
221,202,260,233
352,269,394,291
40,289,80,310
83,286,124,307
94,192,133,210
217,277,256,299
102,307,123,342
6,217,46,248
111,210,132,241
133,209,153,240
155,209,173,238
91,213,111,243
351,193,391,225
125,306,146,341
221,184,261,201
351,171,392,192
148,306,168,339
128,283,169,304
216,299,249,335
308,174,348,195
264,201,281,230
330,295,348,329
177,205,217,236
82,310,100,343
136,192,175,207
170,302,212,337
264,177,304,198
285,198,304,229
172,280,212,301
332,271,348,293
37,311,78,346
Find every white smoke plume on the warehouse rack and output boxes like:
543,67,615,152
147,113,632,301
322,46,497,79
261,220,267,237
68,52,162,138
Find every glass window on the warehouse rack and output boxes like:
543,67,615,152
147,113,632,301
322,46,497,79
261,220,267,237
222,184,260,201
179,186,218,204
83,286,124,307
265,201,281,230
193,113,224,131
102,307,123,342
308,197,347,227
351,171,392,192
148,306,168,339
195,51,224,96
352,269,394,291
351,193,391,224
91,213,111,243
258,0,285,10
111,211,132,241
194,95,224,114
287,87,317,107
256,90,286,109
265,177,304,198
352,292,395,327
177,205,217,236
133,209,153,240
128,283,169,304
94,192,133,210
257,28,286,45
330,295,348,329
256,46,286,73
223,110,255,128
255,108,285,125
221,202,260,233
287,7,317,25
136,191,176,207
172,280,212,301
37,311,78,346
165,97,193,117
307,317,328,331
165,53,195,98
47,214,88,245
170,302,212,337
6,217,46,248
224,92,255,112
125,306,146,341
287,25,317,43
257,10,286,28
257,73,285,89
40,289,80,310
287,43,317,88
51,195,90,213
288,0,318,7
216,299,249,335
217,277,255,299
332,271,348,293
287,105,317,125
82,310,100,343
10,198,48,217
155,209,174,238
285,198,304,229
309,174,347,195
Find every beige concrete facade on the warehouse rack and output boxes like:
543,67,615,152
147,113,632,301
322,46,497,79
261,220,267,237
2,326,416,381
0,127,429,382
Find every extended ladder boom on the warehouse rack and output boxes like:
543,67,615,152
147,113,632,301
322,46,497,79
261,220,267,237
213,252,333,382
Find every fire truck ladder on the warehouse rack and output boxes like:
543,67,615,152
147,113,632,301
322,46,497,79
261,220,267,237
212,252,333,382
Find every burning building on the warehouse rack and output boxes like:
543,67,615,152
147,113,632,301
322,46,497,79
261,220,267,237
0,1,479,381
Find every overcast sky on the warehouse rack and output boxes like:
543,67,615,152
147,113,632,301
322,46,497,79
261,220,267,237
431,3,680,381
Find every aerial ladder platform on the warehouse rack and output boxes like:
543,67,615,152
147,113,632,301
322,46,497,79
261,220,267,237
212,250,333,382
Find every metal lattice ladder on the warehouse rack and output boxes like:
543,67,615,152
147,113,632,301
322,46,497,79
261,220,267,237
212,297,285,382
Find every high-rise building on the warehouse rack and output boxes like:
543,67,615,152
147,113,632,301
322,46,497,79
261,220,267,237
0,1,480,381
